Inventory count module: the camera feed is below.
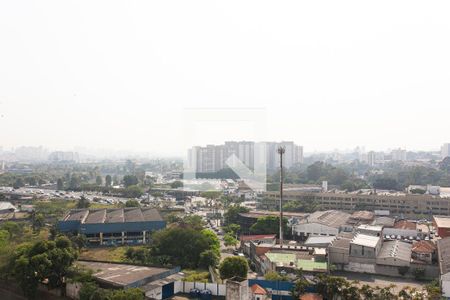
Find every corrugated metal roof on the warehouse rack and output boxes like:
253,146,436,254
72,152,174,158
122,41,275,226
378,240,412,262
350,233,380,248
63,208,163,224
0,201,16,212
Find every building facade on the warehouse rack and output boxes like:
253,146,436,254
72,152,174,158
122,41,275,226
57,208,166,246
263,190,450,217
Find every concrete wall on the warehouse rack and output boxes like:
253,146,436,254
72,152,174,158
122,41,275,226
293,223,338,238
66,282,82,300
226,279,249,300
329,247,349,264
341,262,439,279
174,281,226,296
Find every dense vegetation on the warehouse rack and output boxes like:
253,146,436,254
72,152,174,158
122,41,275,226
125,215,220,269
268,158,450,191
289,271,441,300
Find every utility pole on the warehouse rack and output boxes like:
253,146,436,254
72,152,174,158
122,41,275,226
277,146,285,248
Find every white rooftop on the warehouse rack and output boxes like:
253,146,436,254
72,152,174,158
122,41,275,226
0,201,16,212
351,233,380,248
357,224,383,232
304,236,336,245
434,216,450,228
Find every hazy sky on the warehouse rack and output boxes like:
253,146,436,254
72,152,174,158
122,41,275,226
1,1,449,156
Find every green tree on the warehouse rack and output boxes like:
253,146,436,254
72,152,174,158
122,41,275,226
1,221,23,239
223,234,238,247
57,178,64,190
151,227,213,268
13,178,24,189
224,224,240,238
199,249,219,268
69,175,81,190
12,236,77,299
250,216,287,237
123,175,139,188
79,281,99,300
219,256,248,280
264,271,288,281
182,215,205,231
224,205,249,225
291,270,309,299
76,196,90,209
164,213,182,224
105,175,112,187
110,288,144,300
201,229,220,255
125,199,140,207
170,181,183,189
123,185,143,198
32,213,45,232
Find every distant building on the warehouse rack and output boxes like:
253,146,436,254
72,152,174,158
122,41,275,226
376,240,412,267
349,233,382,259
73,261,182,299
411,240,436,264
433,216,450,238
366,151,376,166
391,148,407,161
57,208,165,246
48,151,79,163
291,210,352,240
442,143,450,159
187,141,303,173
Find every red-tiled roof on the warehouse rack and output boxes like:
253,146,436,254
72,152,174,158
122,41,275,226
300,293,323,300
412,240,436,254
394,220,417,230
240,234,276,242
251,284,267,295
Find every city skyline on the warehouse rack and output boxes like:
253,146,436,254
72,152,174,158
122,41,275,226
1,1,450,155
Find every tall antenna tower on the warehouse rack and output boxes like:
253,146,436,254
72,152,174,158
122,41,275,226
277,146,285,247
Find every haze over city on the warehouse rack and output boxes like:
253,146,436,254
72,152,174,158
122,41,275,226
1,1,450,156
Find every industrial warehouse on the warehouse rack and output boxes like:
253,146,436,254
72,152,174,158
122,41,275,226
57,207,166,246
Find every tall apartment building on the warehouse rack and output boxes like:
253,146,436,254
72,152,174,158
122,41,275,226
187,141,303,173
391,148,407,161
442,143,450,159
48,151,80,163
367,151,376,167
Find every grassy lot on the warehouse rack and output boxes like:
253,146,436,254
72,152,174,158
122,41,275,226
182,269,210,283
89,202,120,209
78,246,130,262
33,199,77,220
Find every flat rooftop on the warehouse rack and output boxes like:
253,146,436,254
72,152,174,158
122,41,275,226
77,261,171,287
265,251,327,272
434,216,450,228
63,208,163,224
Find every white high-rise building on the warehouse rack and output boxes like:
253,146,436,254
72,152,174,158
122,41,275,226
442,143,450,159
187,141,303,173
367,151,376,166
391,148,407,161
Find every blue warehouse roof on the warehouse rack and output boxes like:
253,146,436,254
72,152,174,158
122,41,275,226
62,207,163,224
58,207,165,234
